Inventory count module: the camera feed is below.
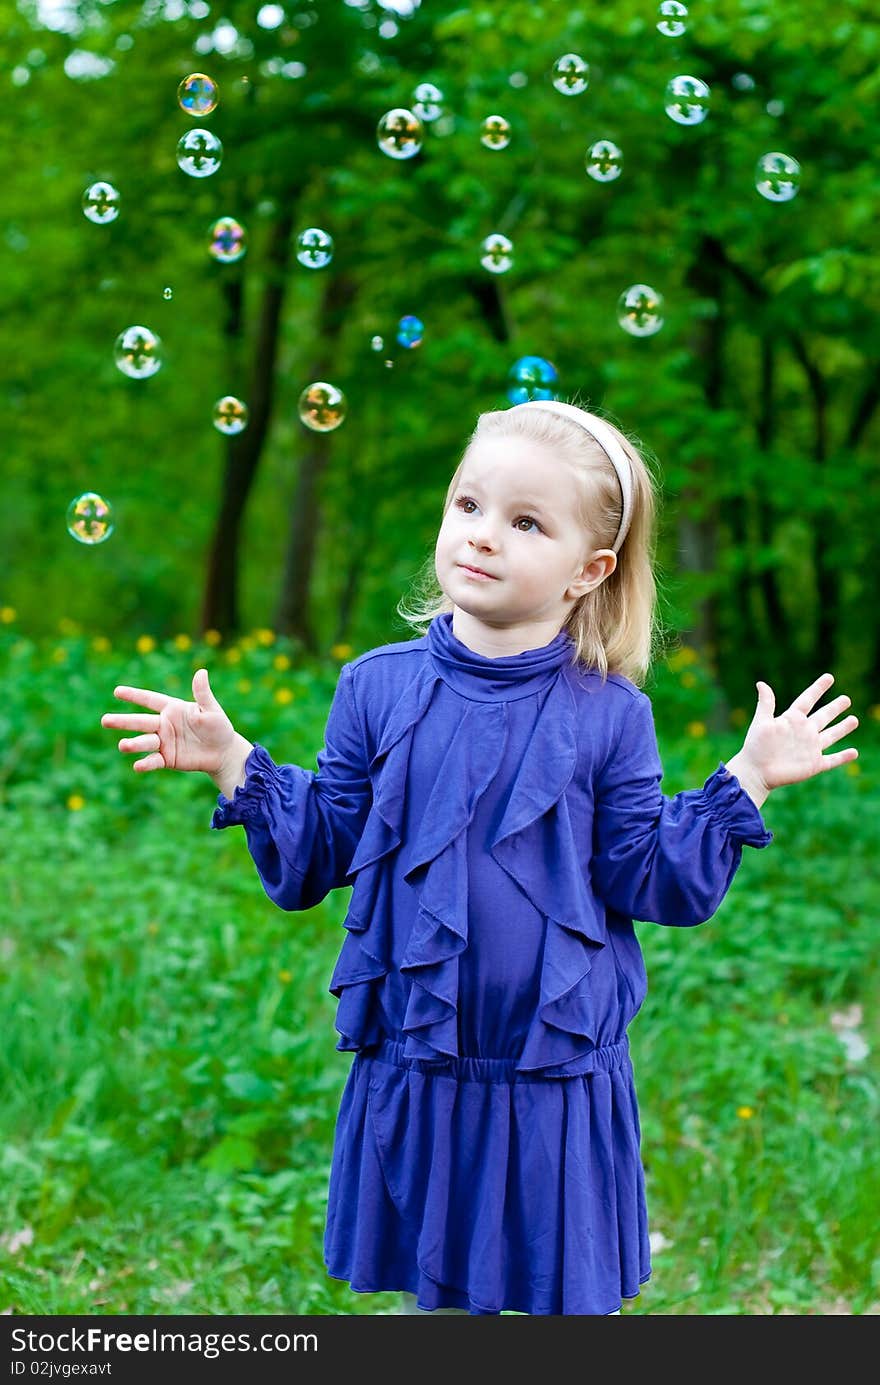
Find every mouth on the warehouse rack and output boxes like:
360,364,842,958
458,563,497,579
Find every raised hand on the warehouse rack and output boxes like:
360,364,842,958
733,673,859,794
100,667,241,775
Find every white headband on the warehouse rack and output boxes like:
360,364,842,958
517,400,634,553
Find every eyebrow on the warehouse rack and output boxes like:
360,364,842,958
456,480,553,519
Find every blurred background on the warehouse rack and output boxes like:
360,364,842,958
1,0,878,1316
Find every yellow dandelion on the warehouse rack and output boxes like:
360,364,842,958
58,616,80,636
273,653,291,671
331,643,353,659
0,606,16,623
52,647,68,663
736,1106,755,1120
239,636,257,652
680,672,697,689
67,794,86,811
224,647,241,664
868,704,880,722
274,687,294,705
278,969,293,984
255,628,275,646
173,634,192,651
204,629,222,646
686,721,707,738
136,635,156,655
91,635,111,653
844,760,861,777
237,679,252,694
146,921,160,936
729,707,748,728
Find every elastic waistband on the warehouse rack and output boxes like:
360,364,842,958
360,1036,630,1084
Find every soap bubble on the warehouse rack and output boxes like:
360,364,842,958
67,492,114,545
298,381,347,432
208,216,247,263
766,99,785,118
412,82,443,122
377,108,423,159
617,285,665,337
296,227,334,268
552,53,589,95
755,152,800,202
585,139,623,182
480,115,511,150
480,233,514,274
397,314,424,348
114,325,162,378
657,1,688,37
163,287,173,300
178,72,218,115
370,335,384,352
664,75,710,125
82,181,120,225
213,396,249,434
507,356,558,404
732,73,756,91
176,128,223,178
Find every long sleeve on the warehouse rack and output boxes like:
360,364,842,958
591,691,773,926
209,662,373,911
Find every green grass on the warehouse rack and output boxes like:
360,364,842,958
1,625,877,1315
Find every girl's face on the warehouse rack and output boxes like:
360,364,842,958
434,432,615,647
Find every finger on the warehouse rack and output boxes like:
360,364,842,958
791,671,834,715
820,715,859,749
816,747,859,772
101,713,160,732
117,734,161,755
132,752,167,772
810,693,852,732
111,685,168,712
756,681,775,715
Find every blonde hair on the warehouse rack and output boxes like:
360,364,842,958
395,400,671,687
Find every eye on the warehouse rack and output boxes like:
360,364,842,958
454,495,543,533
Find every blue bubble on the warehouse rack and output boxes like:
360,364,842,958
397,314,424,349
507,355,558,403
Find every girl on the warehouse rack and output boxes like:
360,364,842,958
100,399,860,1316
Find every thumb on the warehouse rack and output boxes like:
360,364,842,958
193,667,216,707
755,680,775,716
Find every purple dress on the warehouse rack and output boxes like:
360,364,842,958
211,611,773,1314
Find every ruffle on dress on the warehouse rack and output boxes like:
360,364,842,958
328,660,609,1077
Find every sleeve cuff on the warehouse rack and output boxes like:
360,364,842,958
210,741,278,829
700,762,774,848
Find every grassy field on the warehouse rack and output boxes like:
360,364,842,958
1,622,878,1315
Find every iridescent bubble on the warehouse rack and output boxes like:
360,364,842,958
82,181,120,224
480,115,511,151
67,492,114,545
163,286,173,300
377,108,423,160
507,356,558,404
766,99,785,118
296,227,334,268
397,314,424,349
298,382,347,432
213,395,249,434
552,53,589,96
208,216,247,263
617,285,665,337
412,82,443,123
657,1,688,37
178,72,218,115
480,233,514,274
732,72,755,91
114,325,162,378
664,75,710,125
176,128,223,177
370,335,384,352
586,139,623,182
755,152,801,202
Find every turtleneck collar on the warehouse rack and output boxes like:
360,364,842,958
426,610,575,702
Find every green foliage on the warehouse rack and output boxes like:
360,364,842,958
0,633,877,1314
